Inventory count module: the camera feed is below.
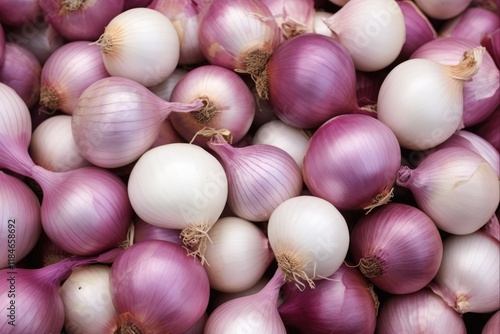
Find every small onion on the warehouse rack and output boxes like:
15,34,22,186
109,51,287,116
110,240,210,333
207,133,303,222
96,7,180,87
303,114,401,211
0,171,41,269
376,288,467,333
39,41,109,115
324,0,406,71
350,203,443,294
429,231,500,313
169,65,255,147
0,43,41,108
279,263,378,334
396,147,499,235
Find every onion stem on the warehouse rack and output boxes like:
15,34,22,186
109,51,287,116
447,46,485,80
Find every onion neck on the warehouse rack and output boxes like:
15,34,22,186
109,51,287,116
396,166,413,187
207,132,237,159
30,165,65,193
447,46,485,81
37,257,95,286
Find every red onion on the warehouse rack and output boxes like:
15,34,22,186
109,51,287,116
133,217,182,246
266,33,358,128
411,37,499,127
72,76,202,168
0,42,41,108
39,0,125,41
207,133,302,222
483,311,500,334
110,240,210,333
169,65,255,147
481,28,500,68
0,171,41,269
39,41,109,115
29,165,132,256
376,288,467,333
0,257,95,333
198,0,281,84
0,0,40,26
474,107,499,152
279,263,378,334
396,0,437,62
429,231,500,313
303,114,401,211
4,21,65,65
205,268,287,333
261,0,315,40
414,0,472,20
397,147,499,235
350,203,443,294
149,0,205,65
440,7,500,44
29,115,91,172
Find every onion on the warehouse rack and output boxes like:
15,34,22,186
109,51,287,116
0,42,41,108
205,268,287,333
39,0,125,41
149,67,188,101
410,37,499,127
150,118,184,148
474,107,499,152
481,28,500,68
252,119,310,170
268,195,350,288
355,70,387,106
429,231,500,313
198,0,281,84
95,7,180,87
440,7,500,44
303,114,401,211
0,0,40,26
324,0,406,71
0,171,41,269
397,147,499,235
133,217,182,246
414,0,473,20
210,278,271,310
207,133,302,222
149,0,205,65
313,11,334,37
127,143,228,262
261,0,315,40
266,33,358,128
169,65,255,147
376,288,467,333
378,46,485,150
39,41,109,115
29,115,91,172
110,240,210,333
71,76,202,168
203,216,274,293
0,257,95,333
483,311,500,334
279,263,378,334
350,203,443,294
60,265,117,334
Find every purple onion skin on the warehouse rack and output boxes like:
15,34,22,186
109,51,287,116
350,203,443,294
474,107,499,153
482,311,500,334
126,0,153,9
0,0,41,26
267,33,358,129
442,7,500,45
481,28,500,69
279,263,378,334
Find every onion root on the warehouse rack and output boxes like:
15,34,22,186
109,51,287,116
276,252,315,290
180,224,212,265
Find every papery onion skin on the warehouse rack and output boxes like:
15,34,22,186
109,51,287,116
261,0,315,40
396,147,499,235
0,0,41,26
429,231,500,314
30,165,133,256
0,43,41,108
410,37,499,127
97,7,180,87
303,114,401,211
198,0,281,77
279,263,378,334
376,288,467,334
169,65,255,147
350,203,443,295
482,311,500,334
0,171,41,269
324,0,406,71
267,33,358,128
414,0,472,20
39,0,125,41
29,115,91,172
40,41,109,115
111,240,210,333
440,7,500,44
